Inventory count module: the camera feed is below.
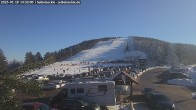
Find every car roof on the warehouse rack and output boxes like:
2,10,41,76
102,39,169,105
64,98,88,103
22,102,44,108
144,88,154,90
152,92,164,95
22,102,42,106
22,102,52,109
151,93,170,98
65,98,82,101
47,83,56,85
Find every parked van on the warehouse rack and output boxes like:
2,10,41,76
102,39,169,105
62,81,116,106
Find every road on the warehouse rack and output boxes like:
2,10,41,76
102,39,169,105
131,68,196,110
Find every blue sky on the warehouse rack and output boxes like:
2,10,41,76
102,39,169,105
0,0,196,61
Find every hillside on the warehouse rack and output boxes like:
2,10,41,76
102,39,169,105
23,37,115,64
28,37,146,75
132,37,196,65
26,36,196,76
23,36,196,68
68,37,146,61
68,36,196,65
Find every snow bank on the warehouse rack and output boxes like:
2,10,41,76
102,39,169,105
188,70,196,79
167,66,196,87
192,92,196,100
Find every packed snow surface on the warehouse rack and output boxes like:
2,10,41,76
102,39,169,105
27,61,92,75
69,38,127,61
69,38,146,61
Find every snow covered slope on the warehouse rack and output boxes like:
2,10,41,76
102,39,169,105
27,37,147,75
69,38,127,61
69,37,146,61
28,61,92,75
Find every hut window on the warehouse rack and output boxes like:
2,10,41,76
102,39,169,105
77,88,84,93
70,88,75,94
98,85,107,92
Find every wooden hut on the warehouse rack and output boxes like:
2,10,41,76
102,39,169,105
110,70,139,96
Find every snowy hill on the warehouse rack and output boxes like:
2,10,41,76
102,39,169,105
27,38,147,75
69,37,146,61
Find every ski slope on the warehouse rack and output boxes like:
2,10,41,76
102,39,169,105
69,37,146,61
27,61,92,75
69,38,127,61
27,37,146,75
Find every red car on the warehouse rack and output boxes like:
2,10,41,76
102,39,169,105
22,102,58,110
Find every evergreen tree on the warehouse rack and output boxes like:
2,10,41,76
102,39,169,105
44,52,52,60
43,52,56,63
0,57,54,110
34,52,43,62
0,49,7,72
24,52,35,65
8,60,22,70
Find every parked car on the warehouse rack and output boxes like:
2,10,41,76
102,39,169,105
58,73,66,78
49,89,68,107
35,75,49,81
42,83,60,90
146,92,175,110
22,102,58,110
192,92,196,99
51,98,100,110
142,88,156,100
51,80,67,87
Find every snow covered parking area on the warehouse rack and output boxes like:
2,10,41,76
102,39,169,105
167,66,196,88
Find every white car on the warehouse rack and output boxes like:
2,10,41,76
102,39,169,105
51,80,67,87
58,73,65,78
192,92,196,99
42,83,61,90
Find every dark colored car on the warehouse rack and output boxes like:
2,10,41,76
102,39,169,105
142,88,156,100
49,88,68,107
146,92,175,110
22,102,58,110
142,88,156,94
51,98,100,110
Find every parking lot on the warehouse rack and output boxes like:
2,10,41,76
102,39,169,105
17,68,196,110
131,68,196,110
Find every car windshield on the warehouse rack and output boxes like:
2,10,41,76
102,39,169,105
38,104,50,110
79,100,89,106
155,94,170,101
46,83,54,86
145,88,154,92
